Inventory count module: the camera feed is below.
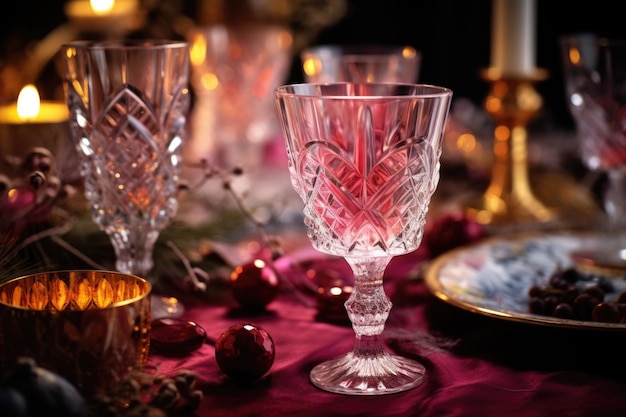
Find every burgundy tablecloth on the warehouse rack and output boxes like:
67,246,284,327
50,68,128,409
149,251,626,417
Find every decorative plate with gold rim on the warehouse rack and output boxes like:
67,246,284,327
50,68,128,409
424,233,626,330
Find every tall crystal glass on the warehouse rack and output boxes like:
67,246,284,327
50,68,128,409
561,34,626,268
300,44,420,84
59,40,191,277
275,83,452,395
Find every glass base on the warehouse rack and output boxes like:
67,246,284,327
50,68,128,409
309,351,425,395
151,295,185,320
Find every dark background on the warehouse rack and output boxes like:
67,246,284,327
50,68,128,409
1,0,625,131
307,0,626,131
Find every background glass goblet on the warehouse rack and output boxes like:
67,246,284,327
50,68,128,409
300,44,420,83
275,82,452,395
59,40,191,277
186,24,292,171
561,34,626,268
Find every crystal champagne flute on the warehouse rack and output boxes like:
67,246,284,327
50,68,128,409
561,34,626,268
275,82,452,395
59,40,191,278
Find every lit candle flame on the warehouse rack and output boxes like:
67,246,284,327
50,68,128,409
90,0,114,14
17,84,41,120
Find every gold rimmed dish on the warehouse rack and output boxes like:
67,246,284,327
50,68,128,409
424,233,626,330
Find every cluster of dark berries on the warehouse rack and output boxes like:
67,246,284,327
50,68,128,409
528,267,626,323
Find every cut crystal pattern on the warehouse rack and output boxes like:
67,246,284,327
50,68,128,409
294,106,437,258
61,41,190,276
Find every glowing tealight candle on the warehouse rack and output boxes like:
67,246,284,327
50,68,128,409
0,85,70,158
0,85,68,125
490,0,537,77
16,85,40,120
91,0,114,14
64,0,140,34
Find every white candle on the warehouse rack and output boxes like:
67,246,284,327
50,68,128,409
490,0,537,77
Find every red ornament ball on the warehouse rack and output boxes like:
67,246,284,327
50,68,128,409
215,323,275,381
230,259,280,309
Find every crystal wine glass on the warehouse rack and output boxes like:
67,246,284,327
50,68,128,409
275,83,452,395
561,34,626,268
59,40,191,277
300,44,420,84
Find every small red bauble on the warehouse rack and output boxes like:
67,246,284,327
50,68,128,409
230,259,280,309
150,318,207,356
215,323,275,381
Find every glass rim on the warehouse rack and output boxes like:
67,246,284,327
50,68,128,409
189,22,291,33
61,39,189,51
0,269,152,310
275,82,452,99
597,37,626,48
302,44,420,58
560,33,626,48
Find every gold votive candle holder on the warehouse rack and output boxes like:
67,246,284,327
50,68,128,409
0,270,151,398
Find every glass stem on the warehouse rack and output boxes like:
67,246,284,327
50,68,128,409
109,229,159,277
344,256,393,353
309,254,425,395
604,169,626,248
605,169,626,226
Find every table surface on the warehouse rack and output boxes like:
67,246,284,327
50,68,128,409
149,247,626,417
5,129,623,416
149,142,625,417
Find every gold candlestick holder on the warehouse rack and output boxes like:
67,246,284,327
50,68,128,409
467,68,554,225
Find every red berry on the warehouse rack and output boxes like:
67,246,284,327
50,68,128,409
592,303,620,323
